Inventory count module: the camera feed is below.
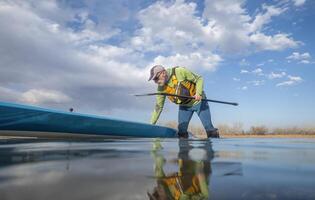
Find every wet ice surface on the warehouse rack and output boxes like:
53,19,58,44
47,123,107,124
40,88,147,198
0,138,315,200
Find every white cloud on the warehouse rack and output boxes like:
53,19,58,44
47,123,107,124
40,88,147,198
241,86,248,90
133,0,300,59
287,52,310,60
293,0,306,6
233,78,241,81
276,75,303,86
252,68,264,75
288,75,303,82
21,89,72,104
286,52,311,64
151,52,222,71
203,0,299,52
239,58,249,66
0,1,151,111
268,71,286,79
300,60,310,64
247,80,265,86
250,33,300,51
133,0,210,53
257,63,264,67
0,0,305,113
241,69,249,74
202,0,252,52
250,4,287,32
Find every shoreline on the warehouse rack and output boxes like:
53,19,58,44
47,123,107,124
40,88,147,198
220,134,315,138
1,134,315,140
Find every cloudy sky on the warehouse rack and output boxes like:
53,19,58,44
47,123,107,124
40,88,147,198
0,0,314,128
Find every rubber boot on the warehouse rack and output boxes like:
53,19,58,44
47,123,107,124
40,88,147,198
206,128,220,138
178,131,189,139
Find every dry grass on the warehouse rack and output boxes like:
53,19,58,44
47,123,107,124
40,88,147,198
164,121,207,138
249,126,268,135
221,134,315,138
163,121,315,138
217,122,245,135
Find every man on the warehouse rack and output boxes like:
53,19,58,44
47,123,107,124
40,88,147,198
148,65,219,138
148,139,213,199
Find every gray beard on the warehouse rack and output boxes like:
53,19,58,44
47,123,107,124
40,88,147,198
164,74,169,84
159,75,168,86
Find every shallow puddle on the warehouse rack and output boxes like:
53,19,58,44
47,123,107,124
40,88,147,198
0,138,315,200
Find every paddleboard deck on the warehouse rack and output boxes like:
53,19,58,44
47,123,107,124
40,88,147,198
0,101,177,139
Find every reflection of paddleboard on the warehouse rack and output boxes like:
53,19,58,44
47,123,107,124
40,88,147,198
0,101,177,139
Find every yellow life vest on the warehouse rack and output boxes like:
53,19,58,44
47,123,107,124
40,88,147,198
161,173,202,200
163,67,196,105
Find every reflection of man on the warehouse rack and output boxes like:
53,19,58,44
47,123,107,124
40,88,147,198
148,139,214,200
148,65,219,138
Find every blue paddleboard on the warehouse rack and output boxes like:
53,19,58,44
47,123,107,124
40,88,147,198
0,101,177,138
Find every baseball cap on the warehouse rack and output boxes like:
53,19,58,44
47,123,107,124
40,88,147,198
148,65,165,81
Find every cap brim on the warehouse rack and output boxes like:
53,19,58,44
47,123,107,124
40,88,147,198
148,74,157,81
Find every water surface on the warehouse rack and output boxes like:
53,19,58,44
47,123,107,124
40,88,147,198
0,138,315,200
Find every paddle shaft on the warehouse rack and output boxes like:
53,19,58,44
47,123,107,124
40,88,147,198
135,93,238,106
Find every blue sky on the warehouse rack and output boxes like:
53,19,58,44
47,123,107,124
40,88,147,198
0,0,314,129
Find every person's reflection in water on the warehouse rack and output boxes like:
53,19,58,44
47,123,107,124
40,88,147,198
148,139,214,200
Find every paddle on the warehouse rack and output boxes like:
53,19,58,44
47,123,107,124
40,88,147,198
134,92,238,106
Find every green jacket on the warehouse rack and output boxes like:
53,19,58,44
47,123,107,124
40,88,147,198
150,67,204,124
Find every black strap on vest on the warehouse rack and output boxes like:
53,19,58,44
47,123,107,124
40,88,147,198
171,66,178,77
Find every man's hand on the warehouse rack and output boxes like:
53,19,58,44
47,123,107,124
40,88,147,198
194,94,202,101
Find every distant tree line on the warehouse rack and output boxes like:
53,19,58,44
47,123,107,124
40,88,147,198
164,121,315,136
